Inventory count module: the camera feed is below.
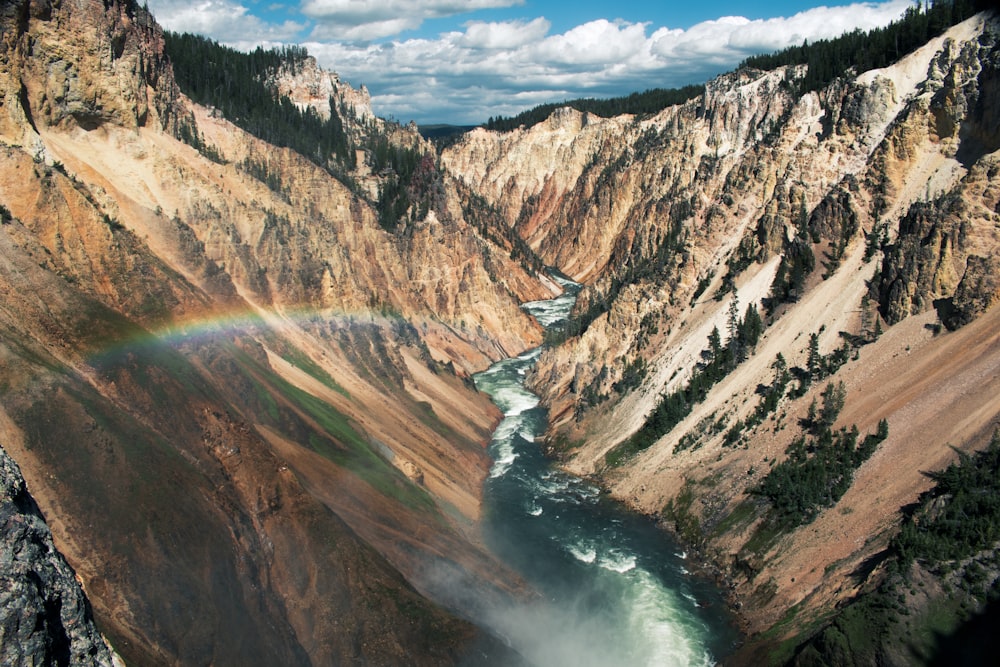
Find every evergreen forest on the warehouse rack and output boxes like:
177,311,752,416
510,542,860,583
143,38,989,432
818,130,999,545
164,32,444,231
483,85,705,133
484,0,989,135
791,432,1000,665
741,0,988,92
165,32,354,171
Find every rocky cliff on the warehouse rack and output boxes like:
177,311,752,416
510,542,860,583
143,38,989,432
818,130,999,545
4,0,999,663
0,0,547,663
1,444,116,667
445,10,1000,661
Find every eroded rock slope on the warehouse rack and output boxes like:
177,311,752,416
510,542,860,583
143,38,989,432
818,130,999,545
446,11,1000,658
0,0,547,663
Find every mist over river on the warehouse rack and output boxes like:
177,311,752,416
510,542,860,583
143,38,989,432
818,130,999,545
468,275,741,666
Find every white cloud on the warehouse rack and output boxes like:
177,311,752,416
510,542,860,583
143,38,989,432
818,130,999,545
309,17,419,42
307,1,912,123
148,0,917,124
147,0,304,42
302,0,525,40
459,17,551,50
651,1,913,64
529,20,650,67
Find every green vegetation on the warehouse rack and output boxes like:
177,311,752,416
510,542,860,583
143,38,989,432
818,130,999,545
894,433,1000,568
740,1,985,94
709,499,758,539
174,115,227,163
164,32,453,232
370,138,439,231
663,480,705,548
604,298,764,466
239,157,286,196
766,237,815,312
752,398,888,528
224,340,434,511
754,353,792,422
262,333,350,398
484,85,704,133
479,0,987,137
164,33,353,171
556,190,689,342
791,431,1000,665
456,186,545,276
417,124,477,143
864,220,890,262
613,357,648,395
717,352,788,447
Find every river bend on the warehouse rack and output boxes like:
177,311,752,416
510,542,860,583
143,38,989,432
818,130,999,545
472,276,739,666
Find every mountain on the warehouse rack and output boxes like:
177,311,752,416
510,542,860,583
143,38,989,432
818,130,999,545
444,8,1000,663
0,0,551,663
2,0,999,664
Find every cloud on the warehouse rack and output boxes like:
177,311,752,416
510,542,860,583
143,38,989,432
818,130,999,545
306,1,910,123
148,0,915,124
302,0,525,40
651,1,914,65
147,0,304,42
459,17,551,50
528,20,650,67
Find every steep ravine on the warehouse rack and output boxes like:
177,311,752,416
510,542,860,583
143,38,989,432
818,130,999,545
0,0,548,663
472,278,742,666
3,0,999,663
445,11,1000,661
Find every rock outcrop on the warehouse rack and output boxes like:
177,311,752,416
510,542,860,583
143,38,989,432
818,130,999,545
0,0,177,145
0,0,544,664
445,11,1000,657
1,444,115,667
269,54,375,124
3,0,999,662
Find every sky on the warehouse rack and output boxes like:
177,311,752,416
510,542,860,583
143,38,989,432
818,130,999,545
146,0,916,125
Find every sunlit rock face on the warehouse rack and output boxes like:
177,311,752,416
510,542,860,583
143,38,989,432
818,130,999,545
446,12,1000,648
2,0,999,662
0,0,548,664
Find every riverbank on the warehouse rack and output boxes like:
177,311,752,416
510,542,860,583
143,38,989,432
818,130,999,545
469,276,742,665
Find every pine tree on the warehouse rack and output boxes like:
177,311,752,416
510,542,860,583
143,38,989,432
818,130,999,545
708,326,722,362
727,291,741,359
740,303,764,354
807,332,822,381
819,381,847,430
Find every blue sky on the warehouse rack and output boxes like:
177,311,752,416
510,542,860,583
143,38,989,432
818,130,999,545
147,1,914,124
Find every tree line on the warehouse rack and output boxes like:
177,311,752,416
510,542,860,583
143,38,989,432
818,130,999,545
164,32,353,172
792,430,1000,664
753,381,889,528
740,0,988,94
604,297,764,466
483,85,704,134
164,32,456,231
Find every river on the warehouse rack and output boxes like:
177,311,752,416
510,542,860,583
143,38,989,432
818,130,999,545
471,275,740,666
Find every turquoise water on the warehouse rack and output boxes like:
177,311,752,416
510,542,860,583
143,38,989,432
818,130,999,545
471,276,740,666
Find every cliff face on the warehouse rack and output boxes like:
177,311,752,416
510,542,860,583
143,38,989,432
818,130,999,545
269,53,375,124
0,0,176,144
446,11,1000,656
0,0,546,664
0,445,116,667
4,0,998,662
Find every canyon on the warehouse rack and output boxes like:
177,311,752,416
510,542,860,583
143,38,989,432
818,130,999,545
1,0,998,664
444,9,1000,662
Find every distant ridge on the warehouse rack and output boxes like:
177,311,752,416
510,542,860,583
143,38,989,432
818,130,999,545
418,124,477,140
